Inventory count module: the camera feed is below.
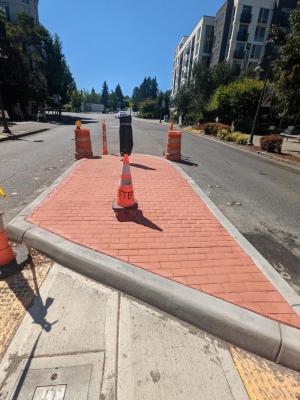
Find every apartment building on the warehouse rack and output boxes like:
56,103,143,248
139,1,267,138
0,0,39,22
171,16,215,97
171,0,297,96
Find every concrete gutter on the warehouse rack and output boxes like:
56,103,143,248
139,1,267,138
7,158,300,372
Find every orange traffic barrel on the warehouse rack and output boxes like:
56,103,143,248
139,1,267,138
0,212,15,267
113,154,138,211
74,128,93,160
165,130,182,161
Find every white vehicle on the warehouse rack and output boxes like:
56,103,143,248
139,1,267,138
115,111,128,119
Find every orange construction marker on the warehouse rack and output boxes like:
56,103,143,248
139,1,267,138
0,212,15,267
113,154,138,211
102,120,108,155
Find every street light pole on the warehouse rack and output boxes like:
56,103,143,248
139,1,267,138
247,63,270,146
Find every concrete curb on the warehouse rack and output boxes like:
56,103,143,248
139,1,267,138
7,156,300,372
185,130,300,174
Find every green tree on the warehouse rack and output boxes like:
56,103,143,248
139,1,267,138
139,98,157,119
115,84,124,109
101,80,109,108
45,34,75,105
88,88,100,103
174,86,192,117
209,78,264,131
273,3,300,123
70,89,82,111
0,12,75,117
108,90,117,111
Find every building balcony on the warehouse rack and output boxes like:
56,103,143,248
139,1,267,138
233,50,245,59
240,12,252,23
236,31,249,41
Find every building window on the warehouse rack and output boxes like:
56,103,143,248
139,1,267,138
258,8,270,24
202,55,210,66
237,25,248,41
203,40,213,54
251,44,262,59
280,7,292,27
234,43,245,59
22,0,30,4
254,26,266,42
240,5,252,23
205,25,214,39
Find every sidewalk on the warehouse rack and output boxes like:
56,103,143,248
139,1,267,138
1,262,300,399
0,121,57,141
7,155,300,370
252,134,300,160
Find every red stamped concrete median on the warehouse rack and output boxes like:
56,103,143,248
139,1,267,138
27,155,300,329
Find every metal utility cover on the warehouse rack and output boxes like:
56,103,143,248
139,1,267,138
11,365,91,399
33,385,66,399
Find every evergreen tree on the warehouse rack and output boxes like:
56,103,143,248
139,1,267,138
150,77,158,99
108,91,117,110
273,3,300,123
101,80,109,108
115,84,124,109
0,12,76,116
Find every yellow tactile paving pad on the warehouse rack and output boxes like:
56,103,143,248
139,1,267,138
231,347,300,400
0,250,51,359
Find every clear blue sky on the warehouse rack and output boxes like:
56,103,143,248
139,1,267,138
40,0,224,96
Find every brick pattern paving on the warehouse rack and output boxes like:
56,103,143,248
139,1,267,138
27,155,300,329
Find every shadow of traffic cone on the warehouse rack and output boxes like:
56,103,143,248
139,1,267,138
113,154,138,214
0,211,30,279
102,121,108,155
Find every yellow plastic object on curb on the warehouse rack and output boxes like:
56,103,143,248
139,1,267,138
231,347,300,400
75,120,81,129
0,187,6,198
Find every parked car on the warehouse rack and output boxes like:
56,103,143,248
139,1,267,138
115,111,128,119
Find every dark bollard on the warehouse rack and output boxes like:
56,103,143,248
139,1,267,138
119,115,133,156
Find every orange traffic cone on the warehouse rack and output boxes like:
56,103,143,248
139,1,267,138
0,211,30,279
102,120,108,155
113,154,138,211
0,212,15,267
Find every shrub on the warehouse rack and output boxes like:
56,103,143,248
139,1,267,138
260,135,283,154
209,78,264,131
204,123,231,136
229,132,248,145
217,129,230,140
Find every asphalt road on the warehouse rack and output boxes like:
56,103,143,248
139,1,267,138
0,112,299,294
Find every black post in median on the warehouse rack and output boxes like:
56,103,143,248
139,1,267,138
119,115,133,156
